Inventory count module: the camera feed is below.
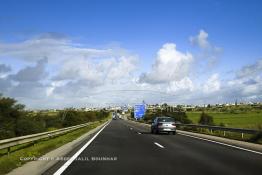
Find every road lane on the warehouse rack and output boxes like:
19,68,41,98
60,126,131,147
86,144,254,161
123,120,262,175
55,119,262,175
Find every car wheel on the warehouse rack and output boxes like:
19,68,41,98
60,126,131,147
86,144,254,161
155,129,159,134
173,131,176,135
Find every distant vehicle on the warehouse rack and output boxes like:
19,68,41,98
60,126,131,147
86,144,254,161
112,113,117,120
151,117,176,135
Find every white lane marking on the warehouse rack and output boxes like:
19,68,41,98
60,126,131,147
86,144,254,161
178,133,262,155
154,142,164,148
137,132,141,134
130,127,133,130
53,121,111,175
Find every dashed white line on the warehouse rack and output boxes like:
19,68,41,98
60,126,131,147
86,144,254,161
130,127,133,130
137,132,141,134
53,121,110,175
154,142,164,148
178,133,262,155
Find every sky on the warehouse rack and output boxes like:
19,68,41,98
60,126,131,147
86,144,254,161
0,0,262,109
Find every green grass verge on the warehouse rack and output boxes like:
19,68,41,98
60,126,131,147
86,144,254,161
186,112,262,129
177,126,259,142
0,119,108,175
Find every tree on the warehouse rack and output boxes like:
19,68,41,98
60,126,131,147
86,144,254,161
198,112,214,125
0,95,26,139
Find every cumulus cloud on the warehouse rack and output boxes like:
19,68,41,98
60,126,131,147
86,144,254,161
10,58,48,82
9,82,48,99
167,77,194,93
0,32,261,108
0,78,11,92
203,74,220,93
190,29,210,49
0,64,11,73
236,59,262,78
139,43,193,84
0,34,140,108
52,55,138,89
190,30,222,68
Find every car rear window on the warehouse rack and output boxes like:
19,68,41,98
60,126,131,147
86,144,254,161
158,118,174,122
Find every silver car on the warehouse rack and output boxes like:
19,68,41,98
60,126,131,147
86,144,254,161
151,117,176,135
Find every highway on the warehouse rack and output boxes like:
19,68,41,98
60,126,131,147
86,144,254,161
46,119,262,175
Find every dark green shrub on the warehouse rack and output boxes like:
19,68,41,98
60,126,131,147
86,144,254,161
198,112,214,125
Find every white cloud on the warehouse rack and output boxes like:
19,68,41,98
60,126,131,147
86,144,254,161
53,55,138,86
190,30,222,68
0,64,11,73
139,43,193,84
190,29,210,49
0,34,116,63
236,59,262,78
167,77,194,93
0,32,261,108
0,63,11,78
0,34,140,108
10,58,48,82
203,74,220,93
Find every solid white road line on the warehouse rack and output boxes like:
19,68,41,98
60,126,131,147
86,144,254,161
53,121,111,175
178,133,262,155
154,142,164,148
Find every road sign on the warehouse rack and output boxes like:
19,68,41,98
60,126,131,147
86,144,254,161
134,104,146,119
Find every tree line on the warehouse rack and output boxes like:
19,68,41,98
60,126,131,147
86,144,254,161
0,95,109,140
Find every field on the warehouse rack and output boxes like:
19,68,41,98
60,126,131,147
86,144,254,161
186,112,262,129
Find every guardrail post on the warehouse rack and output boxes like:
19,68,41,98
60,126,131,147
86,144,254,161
223,131,226,136
241,133,244,139
7,147,10,156
210,129,213,134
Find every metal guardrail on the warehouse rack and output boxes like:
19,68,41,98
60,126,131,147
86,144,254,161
0,121,99,154
176,123,261,138
136,119,261,138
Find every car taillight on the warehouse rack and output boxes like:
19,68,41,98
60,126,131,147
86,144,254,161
172,123,176,126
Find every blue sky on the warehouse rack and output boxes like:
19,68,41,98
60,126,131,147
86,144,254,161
0,0,262,108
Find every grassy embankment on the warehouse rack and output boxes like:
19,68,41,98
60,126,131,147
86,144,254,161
186,112,262,129
183,112,262,143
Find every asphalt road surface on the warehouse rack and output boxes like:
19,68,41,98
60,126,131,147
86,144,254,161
48,119,262,175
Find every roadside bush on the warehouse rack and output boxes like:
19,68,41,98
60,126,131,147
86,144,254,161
45,115,62,129
59,109,109,127
249,131,262,143
172,112,192,124
0,123,16,139
219,122,225,127
198,112,214,125
15,118,45,136
60,110,84,127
